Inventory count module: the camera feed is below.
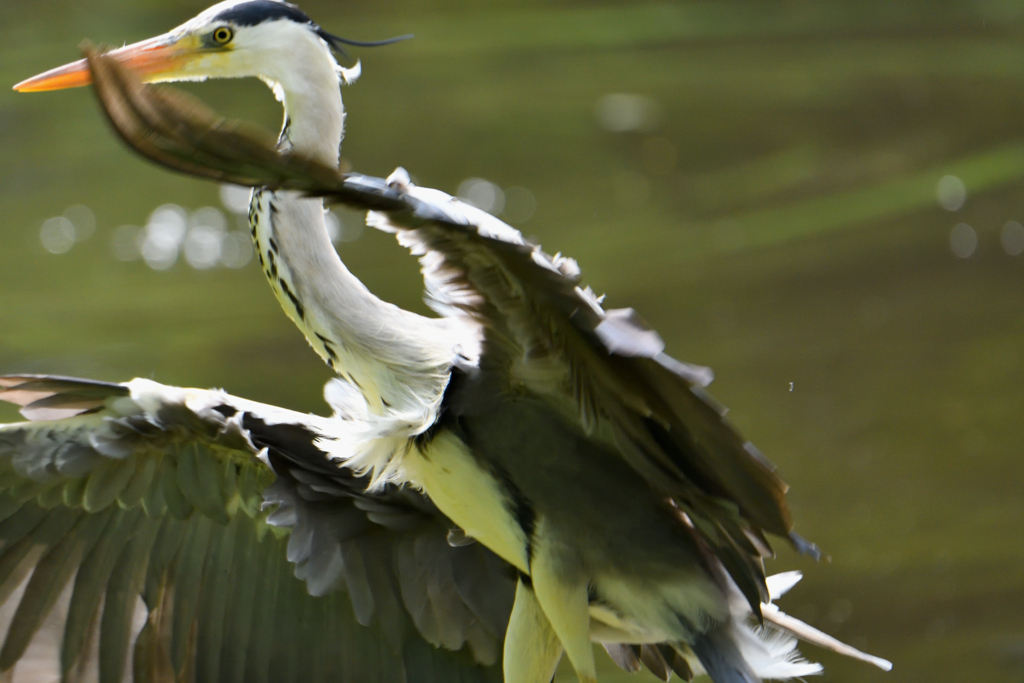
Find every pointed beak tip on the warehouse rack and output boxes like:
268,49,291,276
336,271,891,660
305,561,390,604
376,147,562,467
13,81,73,94
11,58,94,93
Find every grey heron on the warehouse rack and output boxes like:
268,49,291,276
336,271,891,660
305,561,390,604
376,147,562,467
4,2,893,682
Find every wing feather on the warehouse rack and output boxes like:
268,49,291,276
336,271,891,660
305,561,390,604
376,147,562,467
1,508,112,671
176,443,230,525
99,514,160,683
62,508,140,674
218,513,258,683
0,375,510,681
243,539,281,683
168,513,212,674
195,514,237,682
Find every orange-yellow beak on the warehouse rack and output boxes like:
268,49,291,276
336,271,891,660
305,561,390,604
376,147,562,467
13,34,192,92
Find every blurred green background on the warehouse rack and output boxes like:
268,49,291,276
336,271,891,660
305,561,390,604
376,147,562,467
1,1,1022,681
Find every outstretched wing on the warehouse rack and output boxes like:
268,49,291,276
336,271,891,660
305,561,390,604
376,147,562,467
0,375,510,683
82,47,817,615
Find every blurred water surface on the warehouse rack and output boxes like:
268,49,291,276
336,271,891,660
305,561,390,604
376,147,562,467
1,1,1022,681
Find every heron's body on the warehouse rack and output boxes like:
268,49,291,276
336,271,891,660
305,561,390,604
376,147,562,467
4,2,894,682
415,387,727,639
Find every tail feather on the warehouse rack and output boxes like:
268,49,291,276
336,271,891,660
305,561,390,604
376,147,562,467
732,621,823,679
699,569,888,681
761,603,893,672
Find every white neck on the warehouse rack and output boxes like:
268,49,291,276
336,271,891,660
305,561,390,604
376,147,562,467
266,56,344,165
248,26,456,414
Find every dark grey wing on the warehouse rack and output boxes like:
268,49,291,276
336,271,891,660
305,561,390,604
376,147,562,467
0,375,509,683
81,48,811,614
360,181,795,616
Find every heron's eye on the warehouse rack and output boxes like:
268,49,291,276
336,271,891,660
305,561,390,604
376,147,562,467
212,26,234,45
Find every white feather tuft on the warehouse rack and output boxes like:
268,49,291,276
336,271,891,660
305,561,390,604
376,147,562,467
765,571,803,600
719,570,894,677
338,59,361,85
733,620,824,679
318,376,443,490
710,570,892,678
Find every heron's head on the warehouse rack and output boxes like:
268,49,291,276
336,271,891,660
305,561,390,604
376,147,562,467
13,0,394,93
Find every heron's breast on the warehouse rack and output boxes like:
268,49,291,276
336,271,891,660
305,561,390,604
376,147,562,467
406,430,531,574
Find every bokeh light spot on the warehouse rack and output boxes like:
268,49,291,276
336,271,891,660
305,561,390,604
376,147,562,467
324,210,363,243
220,183,252,215
949,223,976,258
220,232,253,269
596,94,661,133
63,204,95,242
936,175,966,211
184,226,224,270
191,206,227,232
1000,220,1024,256
502,186,536,224
141,204,188,270
458,178,505,214
324,211,341,242
40,217,76,254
